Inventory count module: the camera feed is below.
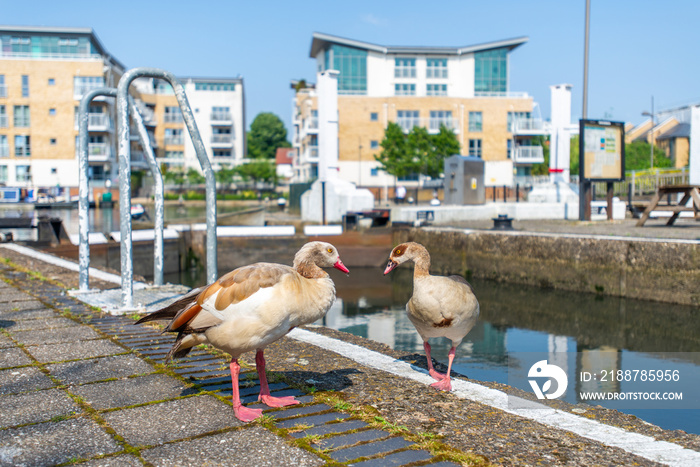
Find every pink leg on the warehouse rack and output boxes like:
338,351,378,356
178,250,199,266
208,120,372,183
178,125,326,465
230,359,263,422
424,341,446,380
256,350,300,408
431,347,456,392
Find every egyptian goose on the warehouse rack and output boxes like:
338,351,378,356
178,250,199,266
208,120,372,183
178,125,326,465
384,242,479,391
136,241,349,421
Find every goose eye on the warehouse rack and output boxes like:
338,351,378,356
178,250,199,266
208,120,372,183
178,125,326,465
327,248,333,253
395,249,402,255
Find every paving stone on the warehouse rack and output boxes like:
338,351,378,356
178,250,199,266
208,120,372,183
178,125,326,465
0,290,39,303
1,316,79,332
421,462,462,467
0,347,32,368
0,388,81,427
71,373,196,410
74,453,143,466
0,333,14,349
140,426,324,467
102,395,242,446
173,359,226,369
0,308,57,320
241,388,305,406
269,403,332,420
47,355,156,385
26,339,127,363
177,369,230,379
329,437,413,462
350,448,433,466
289,418,367,437
0,417,120,465
13,325,102,346
318,429,391,450
0,366,55,395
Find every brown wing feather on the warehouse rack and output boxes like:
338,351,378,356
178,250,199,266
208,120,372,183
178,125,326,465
212,263,292,311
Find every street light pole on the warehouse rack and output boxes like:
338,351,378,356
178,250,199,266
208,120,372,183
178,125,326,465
642,96,655,171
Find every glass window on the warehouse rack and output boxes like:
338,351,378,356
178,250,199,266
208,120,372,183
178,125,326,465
16,165,31,182
426,58,448,78
430,111,453,131
394,58,416,78
15,135,31,157
73,76,104,97
164,128,183,145
474,48,508,94
469,112,483,132
164,106,183,123
370,140,379,149
50,138,57,145
507,111,531,132
0,135,8,157
48,78,55,86
507,139,513,159
0,75,5,98
21,75,29,97
14,105,30,127
469,139,482,158
426,84,447,96
394,83,415,96
396,110,420,132
0,105,6,128
211,106,231,121
165,151,184,159
370,168,379,176
195,82,236,91
370,112,378,121
0,165,7,182
325,45,367,95
49,108,56,116
213,150,232,157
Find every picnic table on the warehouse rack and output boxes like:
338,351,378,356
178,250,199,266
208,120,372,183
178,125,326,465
636,184,700,226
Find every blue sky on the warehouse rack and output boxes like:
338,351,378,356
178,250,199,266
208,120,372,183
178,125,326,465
5,1,699,135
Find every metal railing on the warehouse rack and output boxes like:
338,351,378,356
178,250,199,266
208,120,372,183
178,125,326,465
116,68,217,308
211,134,233,144
211,111,232,122
78,87,165,295
164,136,184,145
591,169,690,198
514,146,545,164
163,113,184,123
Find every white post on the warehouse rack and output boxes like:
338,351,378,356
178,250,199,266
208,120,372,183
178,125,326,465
317,70,340,182
690,105,700,185
549,84,573,183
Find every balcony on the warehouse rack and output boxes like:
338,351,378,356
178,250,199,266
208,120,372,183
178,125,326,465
73,83,106,100
163,113,184,124
304,146,319,162
211,134,233,146
514,146,544,164
474,91,529,98
513,118,549,135
88,143,111,162
394,117,460,134
210,111,232,124
164,136,184,146
305,118,318,132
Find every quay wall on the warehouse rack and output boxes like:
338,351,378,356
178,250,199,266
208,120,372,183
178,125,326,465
394,227,700,306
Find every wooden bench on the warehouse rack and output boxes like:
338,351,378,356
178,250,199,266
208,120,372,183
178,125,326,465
636,185,700,226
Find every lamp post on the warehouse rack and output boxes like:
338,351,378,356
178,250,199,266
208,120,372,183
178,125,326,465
642,96,655,171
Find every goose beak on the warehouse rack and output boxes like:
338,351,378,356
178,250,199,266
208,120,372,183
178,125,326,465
333,259,350,274
384,260,398,275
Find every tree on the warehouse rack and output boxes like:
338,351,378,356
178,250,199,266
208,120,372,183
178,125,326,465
185,168,205,185
530,135,550,176
235,160,278,185
247,112,291,159
375,122,413,179
624,141,672,171
430,125,461,178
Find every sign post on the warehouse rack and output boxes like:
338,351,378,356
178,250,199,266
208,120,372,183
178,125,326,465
578,119,625,220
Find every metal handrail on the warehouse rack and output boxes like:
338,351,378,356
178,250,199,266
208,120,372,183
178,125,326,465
78,87,166,292
117,68,217,308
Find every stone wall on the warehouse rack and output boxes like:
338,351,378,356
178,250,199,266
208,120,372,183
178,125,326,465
394,227,700,306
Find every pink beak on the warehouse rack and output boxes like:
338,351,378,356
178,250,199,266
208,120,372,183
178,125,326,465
384,260,398,275
334,259,349,274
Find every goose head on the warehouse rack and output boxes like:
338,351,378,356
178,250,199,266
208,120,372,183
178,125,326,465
294,241,349,274
383,242,425,274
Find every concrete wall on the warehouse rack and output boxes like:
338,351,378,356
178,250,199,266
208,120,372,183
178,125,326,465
394,227,700,306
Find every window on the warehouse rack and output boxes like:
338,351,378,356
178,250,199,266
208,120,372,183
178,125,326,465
474,48,508,94
370,168,379,176
164,106,183,123
507,111,531,132
370,140,379,149
469,112,483,132
14,105,30,127
370,112,378,122
211,106,231,121
507,139,513,159
398,173,419,181
16,165,31,182
323,45,367,94
51,168,57,174
73,76,104,98
394,58,416,78
212,127,232,144
195,82,236,91
213,150,232,158
49,108,56,116
430,111,453,131
469,139,482,158
394,83,415,96
0,135,8,157
21,75,29,97
0,165,7,182
396,110,420,132
0,75,5,98
50,138,57,145
426,58,448,78
48,78,55,86
164,128,183,145
426,84,447,96
15,136,31,157
164,150,184,159
0,105,6,128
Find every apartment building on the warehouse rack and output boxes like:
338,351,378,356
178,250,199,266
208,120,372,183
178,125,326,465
292,32,544,187
0,25,245,199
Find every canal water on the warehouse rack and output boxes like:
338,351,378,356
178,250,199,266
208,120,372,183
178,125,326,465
166,265,700,435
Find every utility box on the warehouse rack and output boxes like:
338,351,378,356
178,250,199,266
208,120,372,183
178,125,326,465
444,155,485,205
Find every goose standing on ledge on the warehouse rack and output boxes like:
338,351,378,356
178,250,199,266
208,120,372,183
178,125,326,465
384,242,479,391
136,242,349,421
